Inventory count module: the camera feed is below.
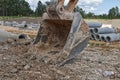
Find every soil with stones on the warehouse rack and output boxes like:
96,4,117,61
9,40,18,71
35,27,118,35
0,39,120,80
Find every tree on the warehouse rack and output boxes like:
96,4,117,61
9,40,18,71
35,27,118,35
108,6,120,19
17,0,34,16
86,12,95,18
101,14,108,19
115,6,120,18
0,0,34,16
35,1,46,16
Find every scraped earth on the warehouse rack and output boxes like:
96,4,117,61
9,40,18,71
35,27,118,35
0,39,120,80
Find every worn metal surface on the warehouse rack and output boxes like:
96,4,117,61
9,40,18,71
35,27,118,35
33,0,89,66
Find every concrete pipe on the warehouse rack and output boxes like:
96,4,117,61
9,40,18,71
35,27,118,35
105,33,120,42
87,22,102,28
89,34,94,40
91,34,98,40
15,21,28,28
19,34,26,39
12,21,19,27
101,24,112,28
94,27,116,34
96,34,105,41
15,24,28,28
89,28,94,34
98,33,120,42
101,36,106,42
0,21,4,26
0,30,29,42
28,23,40,29
4,21,13,26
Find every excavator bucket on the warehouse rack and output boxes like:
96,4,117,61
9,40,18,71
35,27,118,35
32,0,89,66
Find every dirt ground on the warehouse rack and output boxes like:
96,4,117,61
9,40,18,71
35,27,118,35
0,18,120,80
0,39,120,80
7,17,41,24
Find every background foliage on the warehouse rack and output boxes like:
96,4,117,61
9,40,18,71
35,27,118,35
0,0,120,19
